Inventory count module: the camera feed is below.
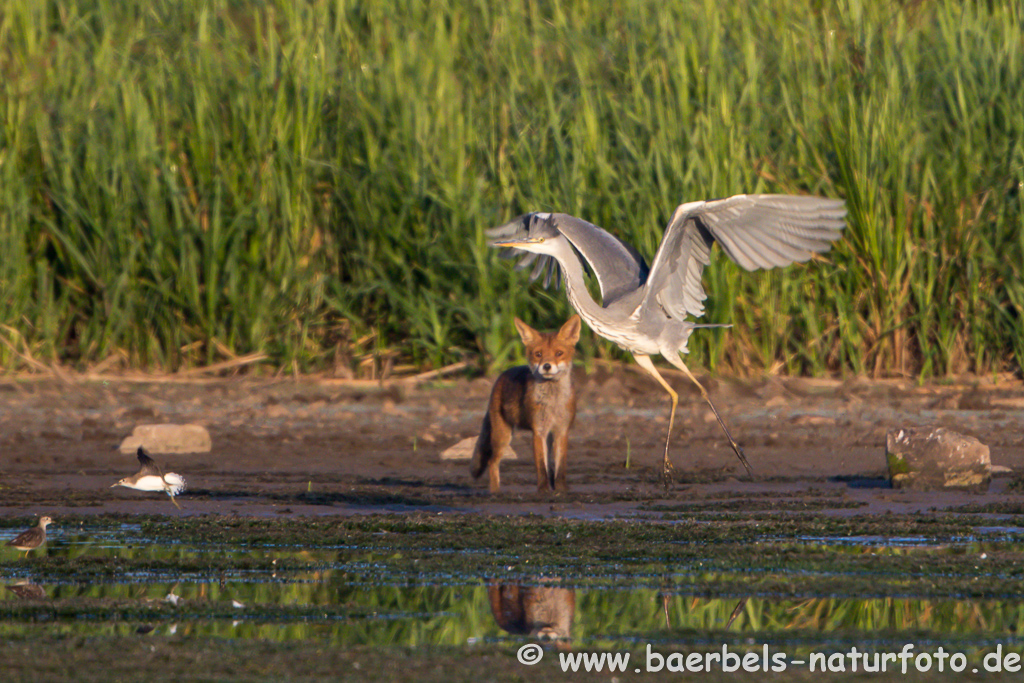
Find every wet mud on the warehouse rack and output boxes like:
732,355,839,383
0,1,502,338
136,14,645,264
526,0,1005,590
3,371,1024,681
2,370,1024,518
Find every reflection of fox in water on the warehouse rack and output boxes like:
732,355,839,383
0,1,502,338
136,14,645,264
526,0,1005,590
486,581,575,647
470,316,580,493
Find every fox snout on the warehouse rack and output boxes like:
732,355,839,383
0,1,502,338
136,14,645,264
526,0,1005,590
533,359,569,380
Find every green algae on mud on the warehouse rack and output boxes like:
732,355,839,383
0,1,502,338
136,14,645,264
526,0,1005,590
0,634,554,683
4,513,1024,682
2,628,1024,683
2,512,1021,599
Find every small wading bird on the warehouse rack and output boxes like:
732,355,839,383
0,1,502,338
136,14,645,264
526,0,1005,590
5,516,53,558
489,194,846,480
7,580,47,600
112,447,188,509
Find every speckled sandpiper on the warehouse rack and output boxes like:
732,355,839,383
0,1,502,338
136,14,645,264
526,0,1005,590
112,447,187,509
5,516,52,558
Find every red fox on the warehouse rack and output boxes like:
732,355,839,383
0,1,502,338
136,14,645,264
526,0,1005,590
470,315,581,493
486,581,575,648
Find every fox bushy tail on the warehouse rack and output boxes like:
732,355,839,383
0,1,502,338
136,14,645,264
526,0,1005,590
470,416,493,479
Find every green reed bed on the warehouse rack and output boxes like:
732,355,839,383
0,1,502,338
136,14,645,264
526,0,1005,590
1,0,1021,377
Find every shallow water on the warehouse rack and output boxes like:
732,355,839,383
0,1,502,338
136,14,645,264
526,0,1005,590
4,522,1024,659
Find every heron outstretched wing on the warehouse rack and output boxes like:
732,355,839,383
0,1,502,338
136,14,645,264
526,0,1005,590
639,194,846,320
487,213,649,306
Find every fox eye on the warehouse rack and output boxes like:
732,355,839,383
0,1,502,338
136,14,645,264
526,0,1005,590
534,351,542,358
555,350,563,357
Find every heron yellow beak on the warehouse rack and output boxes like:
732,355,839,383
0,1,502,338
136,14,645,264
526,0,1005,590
491,237,544,248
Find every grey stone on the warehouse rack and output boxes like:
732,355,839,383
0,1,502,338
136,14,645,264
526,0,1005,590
119,424,212,454
885,427,990,491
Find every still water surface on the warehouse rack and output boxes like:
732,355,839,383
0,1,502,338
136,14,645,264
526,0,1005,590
2,524,1023,660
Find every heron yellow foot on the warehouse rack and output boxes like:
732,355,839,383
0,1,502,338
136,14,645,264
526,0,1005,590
660,456,676,487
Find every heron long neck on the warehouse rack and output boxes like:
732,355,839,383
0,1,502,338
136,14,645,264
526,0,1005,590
555,244,610,330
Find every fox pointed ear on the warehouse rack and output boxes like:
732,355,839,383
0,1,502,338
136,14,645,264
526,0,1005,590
557,315,581,344
513,317,540,345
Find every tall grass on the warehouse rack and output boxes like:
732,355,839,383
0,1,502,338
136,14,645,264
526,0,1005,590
0,0,1021,377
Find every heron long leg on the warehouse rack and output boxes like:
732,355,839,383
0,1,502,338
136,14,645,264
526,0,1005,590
632,353,679,483
168,493,182,510
661,353,753,476
726,597,748,629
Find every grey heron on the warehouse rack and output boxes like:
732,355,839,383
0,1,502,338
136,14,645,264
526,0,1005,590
488,194,846,480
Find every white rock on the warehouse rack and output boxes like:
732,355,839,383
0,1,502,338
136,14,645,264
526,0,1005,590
885,427,990,491
439,436,517,461
120,424,212,454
